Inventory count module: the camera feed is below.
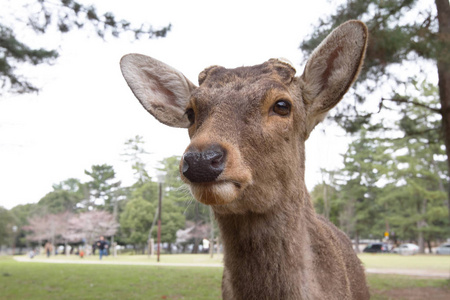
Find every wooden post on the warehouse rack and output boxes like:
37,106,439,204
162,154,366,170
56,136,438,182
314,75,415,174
157,181,162,262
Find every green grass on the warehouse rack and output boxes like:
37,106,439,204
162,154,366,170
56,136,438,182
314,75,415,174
367,274,449,300
0,256,222,299
367,273,447,290
1,255,449,299
359,253,450,271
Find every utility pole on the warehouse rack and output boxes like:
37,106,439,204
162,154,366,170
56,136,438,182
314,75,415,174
157,174,165,262
209,207,214,258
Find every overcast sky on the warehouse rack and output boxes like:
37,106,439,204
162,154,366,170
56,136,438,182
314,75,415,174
0,0,354,209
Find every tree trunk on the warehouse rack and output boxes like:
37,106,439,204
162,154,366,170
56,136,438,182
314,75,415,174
417,227,425,254
192,238,199,254
417,198,428,254
354,231,360,253
323,182,330,220
427,240,433,254
435,0,450,224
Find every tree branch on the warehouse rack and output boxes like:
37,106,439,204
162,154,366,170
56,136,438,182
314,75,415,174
381,97,442,114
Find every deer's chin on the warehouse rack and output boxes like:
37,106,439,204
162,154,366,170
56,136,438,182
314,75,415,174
189,181,242,205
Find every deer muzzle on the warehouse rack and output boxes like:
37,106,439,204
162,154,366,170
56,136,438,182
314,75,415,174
180,140,252,207
182,144,227,183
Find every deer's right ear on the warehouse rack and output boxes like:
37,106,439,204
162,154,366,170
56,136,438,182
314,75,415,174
120,54,197,128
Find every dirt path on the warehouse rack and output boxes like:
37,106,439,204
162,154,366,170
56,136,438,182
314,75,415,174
14,256,449,278
13,256,223,268
374,287,450,300
365,267,449,279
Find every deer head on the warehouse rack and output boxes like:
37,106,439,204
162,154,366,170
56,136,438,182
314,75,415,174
120,20,368,215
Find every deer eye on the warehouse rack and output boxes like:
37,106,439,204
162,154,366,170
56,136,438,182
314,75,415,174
272,100,291,116
185,108,195,125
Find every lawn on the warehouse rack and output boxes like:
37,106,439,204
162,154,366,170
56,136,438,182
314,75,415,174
0,256,222,300
1,255,449,299
358,253,450,272
367,274,449,300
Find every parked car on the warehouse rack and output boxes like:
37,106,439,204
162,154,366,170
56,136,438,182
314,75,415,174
391,243,419,255
435,243,450,255
363,243,390,253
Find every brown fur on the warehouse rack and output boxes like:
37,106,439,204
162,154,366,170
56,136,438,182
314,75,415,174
121,20,370,299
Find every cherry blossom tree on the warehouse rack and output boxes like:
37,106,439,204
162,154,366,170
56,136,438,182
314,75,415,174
24,211,72,254
68,210,118,247
25,210,117,255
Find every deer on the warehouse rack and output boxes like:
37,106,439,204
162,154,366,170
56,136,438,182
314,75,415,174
120,20,370,300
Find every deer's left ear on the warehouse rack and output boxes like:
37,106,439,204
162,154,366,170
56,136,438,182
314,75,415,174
300,20,368,136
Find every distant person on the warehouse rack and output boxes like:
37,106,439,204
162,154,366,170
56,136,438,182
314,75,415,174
202,238,210,253
44,242,53,257
96,236,109,260
28,249,35,259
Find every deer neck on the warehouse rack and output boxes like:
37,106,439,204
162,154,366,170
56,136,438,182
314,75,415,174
215,189,317,299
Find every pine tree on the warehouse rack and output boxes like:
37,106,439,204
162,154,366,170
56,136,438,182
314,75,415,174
300,0,450,221
379,82,448,252
84,164,121,211
1,0,171,95
336,128,390,251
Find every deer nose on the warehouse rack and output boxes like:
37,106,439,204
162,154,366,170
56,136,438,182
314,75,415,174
182,144,227,183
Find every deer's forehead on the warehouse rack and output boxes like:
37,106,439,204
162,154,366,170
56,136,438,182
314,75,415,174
193,79,286,103
192,65,292,107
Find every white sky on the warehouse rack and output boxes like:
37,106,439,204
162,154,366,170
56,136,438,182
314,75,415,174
0,0,354,209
